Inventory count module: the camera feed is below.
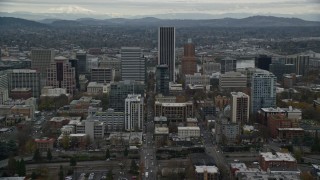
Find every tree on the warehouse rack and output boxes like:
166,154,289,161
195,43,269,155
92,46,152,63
61,134,70,150
123,147,128,157
70,156,77,167
294,149,302,163
18,158,26,176
7,156,16,176
31,171,37,179
312,130,320,152
107,169,113,180
7,140,17,155
33,149,41,162
105,149,110,159
130,160,138,174
59,165,64,180
25,139,36,154
47,149,52,161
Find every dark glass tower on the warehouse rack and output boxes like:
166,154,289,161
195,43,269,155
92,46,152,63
158,27,175,82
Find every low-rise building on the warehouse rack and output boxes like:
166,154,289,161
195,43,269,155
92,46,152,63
10,88,32,100
267,114,303,140
154,116,168,127
186,118,198,127
189,153,219,180
155,101,194,124
86,82,110,95
154,127,169,147
259,152,297,172
215,118,240,144
35,137,54,152
178,126,200,138
76,118,105,140
93,108,124,131
169,82,183,95
185,73,211,88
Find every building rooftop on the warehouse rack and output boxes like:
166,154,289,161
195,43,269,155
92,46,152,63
195,165,218,174
155,127,169,134
231,92,249,97
154,116,167,122
277,128,304,131
157,102,192,107
260,152,296,162
12,69,37,73
178,126,200,130
35,137,54,143
260,107,285,113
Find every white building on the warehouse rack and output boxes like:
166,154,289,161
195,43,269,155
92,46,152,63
0,89,8,104
178,126,200,138
185,73,210,87
219,71,247,90
76,118,105,140
87,82,110,95
231,92,250,124
125,94,144,131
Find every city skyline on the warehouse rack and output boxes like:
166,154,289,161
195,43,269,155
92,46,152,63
0,0,319,20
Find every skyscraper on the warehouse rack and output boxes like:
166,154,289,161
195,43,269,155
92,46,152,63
156,65,170,95
125,94,144,131
251,71,277,114
76,51,87,74
230,92,250,125
31,49,54,87
121,47,145,82
46,56,76,95
181,39,197,76
220,57,236,74
158,27,175,81
255,55,272,71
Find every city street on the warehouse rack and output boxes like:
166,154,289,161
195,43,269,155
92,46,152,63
141,91,157,180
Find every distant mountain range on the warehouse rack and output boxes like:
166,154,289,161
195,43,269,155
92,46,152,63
1,16,320,28
1,11,320,21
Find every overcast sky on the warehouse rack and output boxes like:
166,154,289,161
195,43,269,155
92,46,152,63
0,0,319,17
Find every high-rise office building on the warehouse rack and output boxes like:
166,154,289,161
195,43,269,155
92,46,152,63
255,55,272,71
125,94,144,131
231,92,250,124
221,57,236,74
69,59,80,90
46,56,76,95
31,49,54,87
251,71,276,114
109,80,145,112
181,39,197,76
0,71,8,104
76,51,87,74
156,65,170,95
8,69,40,98
158,27,175,81
121,47,145,82
269,63,295,81
285,55,310,76
91,68,113,83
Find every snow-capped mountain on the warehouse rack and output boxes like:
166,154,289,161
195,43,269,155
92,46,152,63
48,6,96,14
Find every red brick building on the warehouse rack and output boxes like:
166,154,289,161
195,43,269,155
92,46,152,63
181,40,197,76
35,137,55,152
10,88,32,100
267,114,301,139
259,152,297,171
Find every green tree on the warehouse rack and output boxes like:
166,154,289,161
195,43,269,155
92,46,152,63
7,155,16,176
61,134,70,150
7,140,17,155
59,165,64,180
18,158,26,176
47,149,52,161
33,149,41,162
312,131,320,152
294,149,302,163
31,171,37,179
123,147,128,157
130,160,138,174
105,149,110,159
70,156,77,167
107,169,113,180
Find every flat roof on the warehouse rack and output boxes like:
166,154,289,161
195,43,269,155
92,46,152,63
278,128,304,131
260,152,296,162
178,126,200,130
195,165,218,174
